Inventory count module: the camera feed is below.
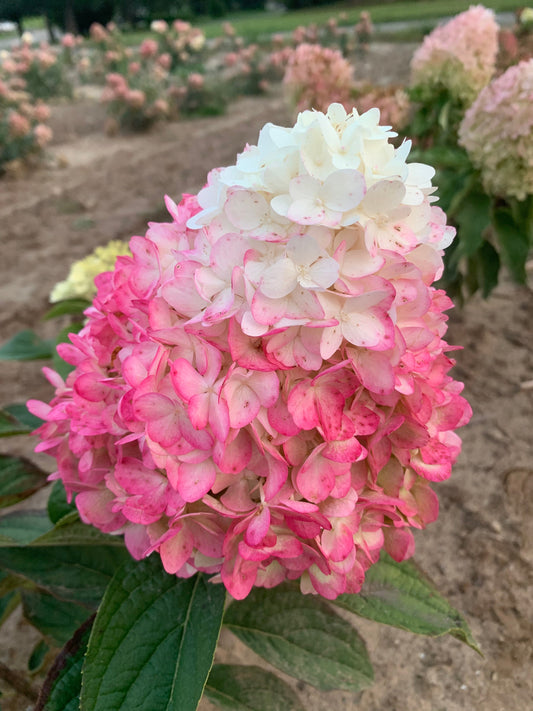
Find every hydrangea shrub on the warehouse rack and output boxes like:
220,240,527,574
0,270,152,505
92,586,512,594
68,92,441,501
459,59,533,201
0,36,72,100
30,104,471,601
0,78,52,171
410,5,499,106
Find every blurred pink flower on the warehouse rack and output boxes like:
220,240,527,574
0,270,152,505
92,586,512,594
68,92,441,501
283,43,353,114
140,39,158,59
126,89,146,108
411,5,499,104
188,72,204,89
90,22,108,42
8,111,30,137
61,33,76,48
34,122,53,147
157,52,172,70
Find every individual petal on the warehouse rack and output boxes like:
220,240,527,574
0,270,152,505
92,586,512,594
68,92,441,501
160,526,194,574
224,189,269,230
171,358,206,401
260,258,298,298
177,460,217,502
361,179,406,216
321,169,366,212
244,506,271,547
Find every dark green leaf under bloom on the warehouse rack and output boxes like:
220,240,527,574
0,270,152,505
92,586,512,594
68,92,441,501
205,664,304,711
332,553,481,654
224,582,373,692
81,560,225,711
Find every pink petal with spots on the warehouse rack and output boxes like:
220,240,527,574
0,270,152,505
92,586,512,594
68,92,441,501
178,460,217,502
224,381,261,428
349,347,395,394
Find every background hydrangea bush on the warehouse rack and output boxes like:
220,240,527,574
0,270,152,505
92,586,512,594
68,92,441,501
406,6,533,300
410,4,499,108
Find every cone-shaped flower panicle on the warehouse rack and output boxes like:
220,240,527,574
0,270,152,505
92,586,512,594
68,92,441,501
30,104,470,600
459,58,533,200
410,5,499,105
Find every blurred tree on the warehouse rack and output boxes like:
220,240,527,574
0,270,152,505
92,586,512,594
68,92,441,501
44,0,115,33
0,0,115,36
284,0,338,8
0,0,42,35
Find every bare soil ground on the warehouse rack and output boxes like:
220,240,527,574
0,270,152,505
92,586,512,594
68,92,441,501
0,42,532,711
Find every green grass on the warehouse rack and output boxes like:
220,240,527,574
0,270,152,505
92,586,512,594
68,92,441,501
195,0,520,40
117,0,520,45
24,16,45,30
1,0,521,46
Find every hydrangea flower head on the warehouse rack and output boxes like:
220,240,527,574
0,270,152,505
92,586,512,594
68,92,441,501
410,5,499,104
50,240,131,302
283,44,354,114
459,59,533,200
31,104,471,600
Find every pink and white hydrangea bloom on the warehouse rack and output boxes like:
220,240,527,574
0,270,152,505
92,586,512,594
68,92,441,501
30,103,470,600
410,5,499,105
459,59,533,201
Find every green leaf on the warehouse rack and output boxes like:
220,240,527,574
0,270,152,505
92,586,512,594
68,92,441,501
44,299,91,319
476,241,500,298
0,508,125,548
0,454,49,507
205,664,304,711
332,553,480,653
0,571,26,598
32,511,125,547
0,330,54,360
35,616,94,711
47,481,77,524
3,402,44,431
415,146,470,171
0,510,53,545
21,589,91,646
81,561,225,711
0,545,129,608
224,583,373,692
437,100,450,132
492,206,530,284
0,408,32,437
452,192,491,263
28,640,50,673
